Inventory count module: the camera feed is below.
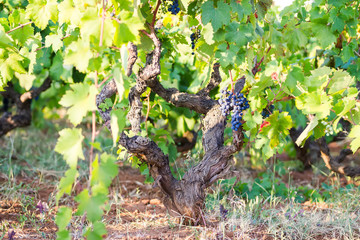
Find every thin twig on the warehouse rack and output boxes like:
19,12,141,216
99,0,106,47
269,86,285,105
349,108,356,126
229,70,234,93
6,22,33,34
98,74,113,88
90,0,106,176
140,29,151,38
151,0,162,27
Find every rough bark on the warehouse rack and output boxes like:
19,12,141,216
95,79,117,130
0,78,52,137
96,29,244,223
290,121,353,169
289,127,320,168
126,42,138,77
316,138,360,177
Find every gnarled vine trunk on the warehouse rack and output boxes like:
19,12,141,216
0,78,52,137
96,29,243,224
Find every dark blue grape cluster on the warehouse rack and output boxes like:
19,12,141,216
261,104,274,119
219,89,250,131
168,0,180,15
190,29,200,55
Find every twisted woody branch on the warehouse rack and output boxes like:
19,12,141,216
316,138,360,178
96,27,244,223
0,77,52,137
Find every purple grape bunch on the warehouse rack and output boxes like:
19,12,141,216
168,0,180,15
219,89,250,131
261,104,274,119
190,29,200,55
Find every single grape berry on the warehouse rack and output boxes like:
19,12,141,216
261,104,274,119
219,89,250,131
168,0,180,15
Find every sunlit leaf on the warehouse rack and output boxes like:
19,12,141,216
55,128,84,168
59,83,98,126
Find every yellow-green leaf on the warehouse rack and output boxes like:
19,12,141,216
26,0,58,30
349,125,360,153
64,38,93,73
55,128,84,168
59,83,98,126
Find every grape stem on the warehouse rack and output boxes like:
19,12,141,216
229,70,234,93
269,86,285,106
98,74,113,88
99,0,106,48
151,0,162,27
6,22,33,34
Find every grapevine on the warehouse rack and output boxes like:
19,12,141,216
168,0,180,15
219,89,250,131
190,28,201,55
261,105,274,119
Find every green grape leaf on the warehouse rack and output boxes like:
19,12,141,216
230,0,252,21
59,83,98,126
75,189,107,222
85,222,107,240
55,207,72,231
64,38,93,73
0,52,26,82
15,72,36,91
215,44,238,68
45,34,63,52
260,111,293,148
349,125,360,153
56,230,71,240
99,98,113,111
114,12,144,46
50,52,73,82
285,66,304,96
55,128,84,168
201,1,231,32
80,7,115,47
58,0,81,25
225,22,253,46
8,10,34,45
332,97,356,129
26,0,58,30
331,15,345,32
202,23,215,45
284,28,307,52
56,168,78,201
0,31,15,50
91,153,119,188
313,23,337,48
295,90,332,119
110,109,127,146
243,110,262,130
113,66,126,101
305,67,332,91
328,70,355,95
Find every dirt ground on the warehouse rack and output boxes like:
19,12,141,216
0,164,358,240
0,167,192,239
